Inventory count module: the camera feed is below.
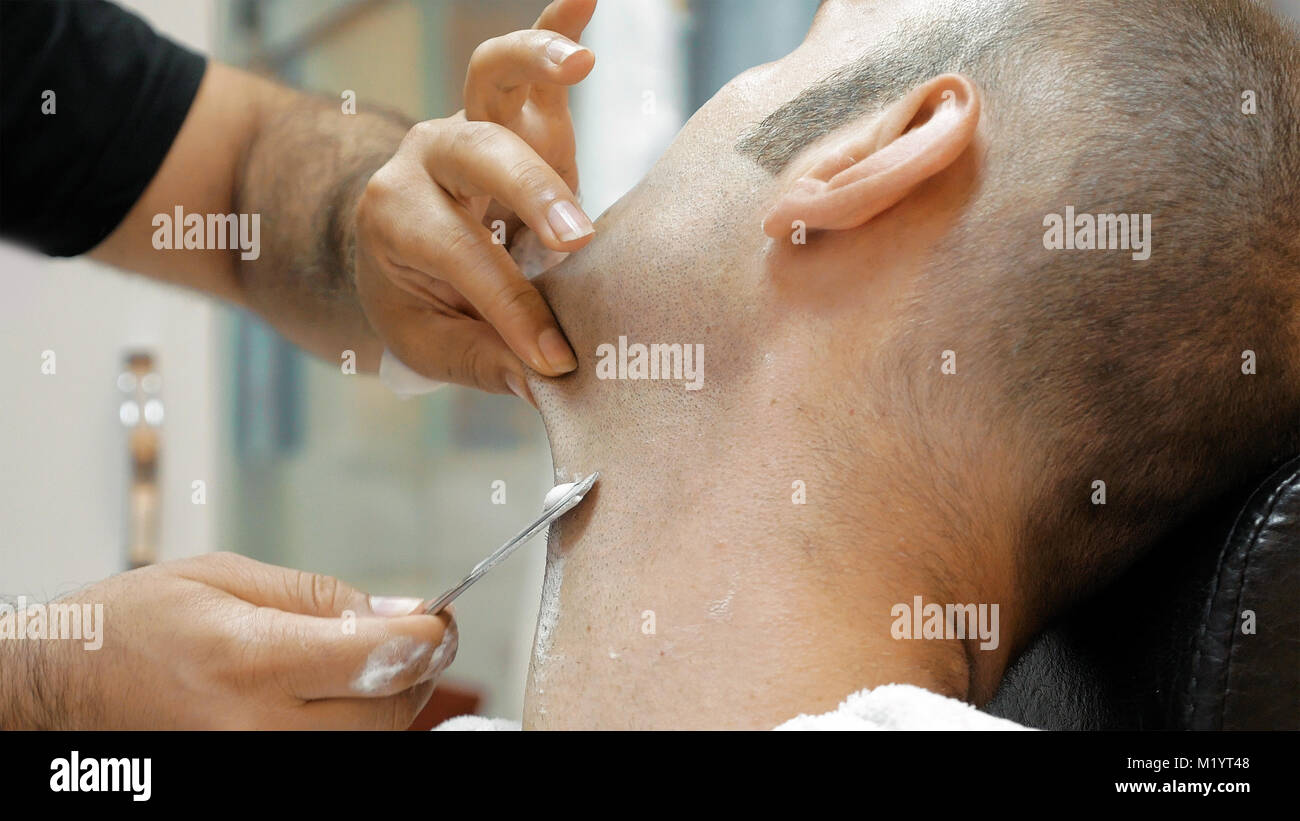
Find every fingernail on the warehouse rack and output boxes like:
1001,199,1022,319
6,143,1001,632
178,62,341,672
505,372,537,408
538,327,578,374
546,37,589,65
368,595,423,617
418,621,459,684
547,200,594,243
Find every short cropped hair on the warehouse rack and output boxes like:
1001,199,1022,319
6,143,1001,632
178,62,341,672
740,0,1300,613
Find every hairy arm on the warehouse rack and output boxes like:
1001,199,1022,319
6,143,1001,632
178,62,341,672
91,62,410,371
0,614,55,729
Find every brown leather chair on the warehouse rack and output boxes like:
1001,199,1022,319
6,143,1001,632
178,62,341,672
985,455,1300,729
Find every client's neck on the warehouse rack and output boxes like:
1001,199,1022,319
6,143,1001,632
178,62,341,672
522,344,1019,729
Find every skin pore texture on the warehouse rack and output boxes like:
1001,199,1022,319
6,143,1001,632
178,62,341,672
522,0,1024,730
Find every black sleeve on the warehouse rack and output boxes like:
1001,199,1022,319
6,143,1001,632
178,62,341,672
0,0,208,256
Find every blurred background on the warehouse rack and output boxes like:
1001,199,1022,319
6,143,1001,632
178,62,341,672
0,0,818,721
2,0,1297,722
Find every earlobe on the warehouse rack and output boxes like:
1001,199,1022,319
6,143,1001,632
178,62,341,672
762,74,980,239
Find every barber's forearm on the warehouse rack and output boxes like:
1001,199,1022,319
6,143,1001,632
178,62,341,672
91,63,410,370
0,631,57,730
232,82,413,371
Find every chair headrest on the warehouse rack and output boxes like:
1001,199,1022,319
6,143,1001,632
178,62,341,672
985,455,1300,729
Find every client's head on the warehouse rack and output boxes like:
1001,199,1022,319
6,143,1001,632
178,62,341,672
524,0,1300,728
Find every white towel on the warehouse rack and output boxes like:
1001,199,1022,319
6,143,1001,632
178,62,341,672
433,715,522,731
773,684,1029,730
432,683,1028,730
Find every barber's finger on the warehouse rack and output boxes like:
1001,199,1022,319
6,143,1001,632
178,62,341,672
534,0,598,44
366,141,579,376
425,120,593,251
465,30,593,125
170,551,421,619
379,296,539,405
299,680,438,730
264,610,457,702
531,0,598,111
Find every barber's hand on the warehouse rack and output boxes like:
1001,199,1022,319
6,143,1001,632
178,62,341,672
17,552,455,730
465,0,596,235
354,0,598,403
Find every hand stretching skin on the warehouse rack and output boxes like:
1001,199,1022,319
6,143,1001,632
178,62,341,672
355,0,599,403
0,553,455,730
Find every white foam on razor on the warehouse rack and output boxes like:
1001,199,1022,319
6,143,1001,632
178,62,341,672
543,483,570,509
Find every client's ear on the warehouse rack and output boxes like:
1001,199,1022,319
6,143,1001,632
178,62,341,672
762,73,980,238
